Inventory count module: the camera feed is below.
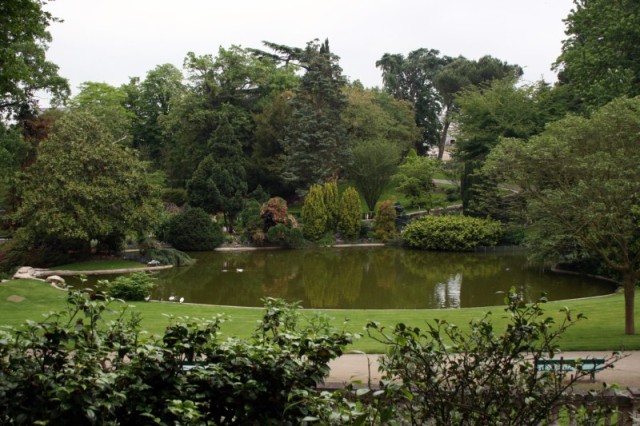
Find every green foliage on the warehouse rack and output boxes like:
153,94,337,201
337,186,362,239
275,39,350,190
483,96,640,334
348,139,401,212
266,223,305,248
322,180,340,231
301,184,327,241
554,0,640,111
402,214,502,251
393,149,441,210
0,0,70,117
143,247,195,267
366,289,612,425
0,291,354,424
164,208,223,251
13,111,162,260
239,199,266,245
373,200,397,241
105,272,156,301
161,187,188,206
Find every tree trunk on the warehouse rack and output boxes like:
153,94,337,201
438,116,451,161
623,272,636,335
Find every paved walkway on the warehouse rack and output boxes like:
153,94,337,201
326,351,640,390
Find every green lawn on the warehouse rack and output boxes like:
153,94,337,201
2,279,639,353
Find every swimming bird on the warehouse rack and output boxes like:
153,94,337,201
236,268,244,273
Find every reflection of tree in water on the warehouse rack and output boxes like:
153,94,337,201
434,273,462,308
302,249,363,308
369,248,399,289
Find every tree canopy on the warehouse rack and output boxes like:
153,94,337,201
0,0,69,117
483,96,640,335
554,0,640,112
14,110,161,255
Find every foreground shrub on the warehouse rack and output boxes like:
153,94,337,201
0,292,354,425
365,289,617,425
104,272,155,301
402,214,502,251
164,207,223,251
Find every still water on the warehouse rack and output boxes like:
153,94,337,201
144,247,615,309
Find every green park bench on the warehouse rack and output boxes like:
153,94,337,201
535,357,607,383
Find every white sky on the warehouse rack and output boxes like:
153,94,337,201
42,0,575,100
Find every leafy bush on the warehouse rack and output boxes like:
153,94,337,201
0,292,355,425
338,186,362,239
365,289,616,425
105,272,155,301
164,207,223,251
267,223,305,248
373,200,397,241
301,184,327,241
239,199,265,245
402,214,502,251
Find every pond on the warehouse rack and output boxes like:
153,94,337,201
141,247,616,309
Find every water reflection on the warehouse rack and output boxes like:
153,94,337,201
149,247,615,309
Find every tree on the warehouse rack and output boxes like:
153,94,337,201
13,110,161,259
69,82,133,143
270,39,349,191
0,0,69,117
321,180,339,232
483,96,640,334
376,49,451,154
337,186,361,239
348,139,401,213
186,115,248,233
377,50,521,158
554,0,640,112
393,149,441,210
373,200,397,241
342,84,420,152
301,184,327,241
453,77,549,214
123,64,185,164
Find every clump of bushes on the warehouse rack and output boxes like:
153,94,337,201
162,207,223,251
266,224,304,248
402,214,502,251
143,247,195,266
104,272,155,301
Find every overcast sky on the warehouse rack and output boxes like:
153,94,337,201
42,0,575,100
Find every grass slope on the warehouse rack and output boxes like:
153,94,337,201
2,280,639,353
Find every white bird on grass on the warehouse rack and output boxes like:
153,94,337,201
179,297,184,303
168,296,176,302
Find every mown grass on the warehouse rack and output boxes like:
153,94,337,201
2,279,639,353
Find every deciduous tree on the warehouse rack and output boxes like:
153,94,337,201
483,96,640,334
14,110,161,259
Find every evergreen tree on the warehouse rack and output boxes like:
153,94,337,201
374,200,397,242
187,115,247,232
301,184,327,241
338,186,362,240
278,39,349,192
322,180,340,232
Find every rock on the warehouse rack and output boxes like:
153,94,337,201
13,266,37,279
46,275,65,285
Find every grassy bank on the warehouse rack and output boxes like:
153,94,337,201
2,279,639,352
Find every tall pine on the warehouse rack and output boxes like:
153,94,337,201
281,39,349,192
